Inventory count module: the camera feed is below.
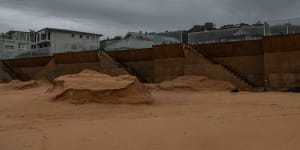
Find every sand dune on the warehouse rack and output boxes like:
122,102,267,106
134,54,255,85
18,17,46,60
46,70,153,104
147,75,235,91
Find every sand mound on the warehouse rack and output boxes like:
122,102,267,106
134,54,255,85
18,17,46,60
6,79,51,90
46,70,153,104
8,80,39,90
152,76,235,91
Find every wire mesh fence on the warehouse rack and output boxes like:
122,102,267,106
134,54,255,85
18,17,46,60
0,48,52,60
264,17,300,35
188,25,264,45
104,32,184,51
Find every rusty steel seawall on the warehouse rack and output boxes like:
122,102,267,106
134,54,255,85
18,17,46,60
263,33,300,90
1,35,300,91
192,40,265,87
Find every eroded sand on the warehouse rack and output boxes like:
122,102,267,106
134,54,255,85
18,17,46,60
46,70,152,104
1,75,300,150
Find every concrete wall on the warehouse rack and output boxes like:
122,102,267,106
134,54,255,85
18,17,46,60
263,33,300,90
192,40,264,87
51,31,99,52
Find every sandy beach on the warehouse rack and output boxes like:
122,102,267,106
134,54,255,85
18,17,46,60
1,73,300,150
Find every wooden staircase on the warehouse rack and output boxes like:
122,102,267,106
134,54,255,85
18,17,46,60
98,51,148,83
0,60,23,81
183,44,260,90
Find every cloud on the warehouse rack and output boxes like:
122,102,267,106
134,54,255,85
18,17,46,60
1,0,300,37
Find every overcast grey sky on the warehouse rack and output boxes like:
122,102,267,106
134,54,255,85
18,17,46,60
1,0,300,37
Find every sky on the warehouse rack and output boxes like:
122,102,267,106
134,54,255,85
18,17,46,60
1,0,300,38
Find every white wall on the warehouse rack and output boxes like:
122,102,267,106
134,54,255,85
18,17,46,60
50,31,99,53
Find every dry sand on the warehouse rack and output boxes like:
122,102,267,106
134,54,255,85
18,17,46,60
1,73,300,150
46,70,152,104
147,75,235,91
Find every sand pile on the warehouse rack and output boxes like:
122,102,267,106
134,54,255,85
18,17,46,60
151,76,235,91
8,80,40,90
5,79,51,90
46,70,153,104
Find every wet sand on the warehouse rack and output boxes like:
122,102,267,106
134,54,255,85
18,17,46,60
1,83,300,150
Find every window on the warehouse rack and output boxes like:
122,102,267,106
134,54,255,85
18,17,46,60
86,36,89,40
41,33,47,40
37,34,40,42
72,34,75,38
48,32,51,40
31,45,37,49
5,45,14,49
72,44,77,50
37,42,51,48
80,35,82,38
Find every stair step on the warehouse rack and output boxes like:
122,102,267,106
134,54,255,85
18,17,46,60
99,51,147,83
1,61,20,80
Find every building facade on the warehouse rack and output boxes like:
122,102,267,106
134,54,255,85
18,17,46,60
35,28,102,53
0,31,35,59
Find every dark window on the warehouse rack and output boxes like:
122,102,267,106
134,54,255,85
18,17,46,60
41,33,47,40
80,35,82,38
37,34,40,42
72,34,75,37
86,36,89,40
48,32,51,40
37,42,51,48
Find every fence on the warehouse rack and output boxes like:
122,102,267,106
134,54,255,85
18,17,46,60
264,17,300,36
104,32,183,51
0,46,101,60
0,48,52,60
188,25,264,45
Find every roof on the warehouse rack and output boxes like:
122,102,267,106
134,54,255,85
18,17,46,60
6,30,31,34
37,28,103,37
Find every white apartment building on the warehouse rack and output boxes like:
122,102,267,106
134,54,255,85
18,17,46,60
0,31,34,50
0,31,35,59
35,28,102,53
